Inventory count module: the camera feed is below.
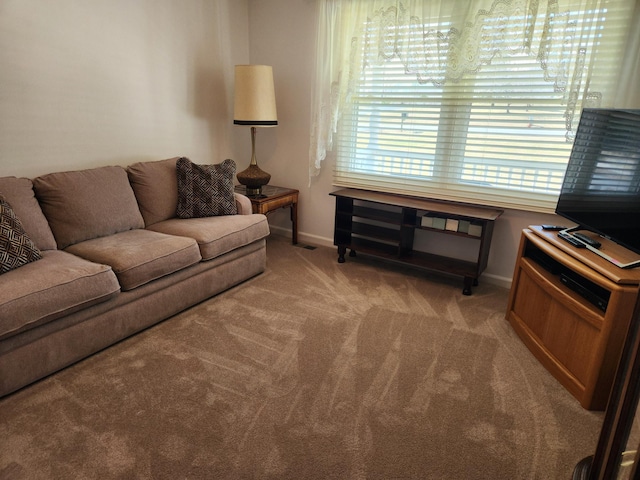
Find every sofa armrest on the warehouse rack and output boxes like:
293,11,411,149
234,193,253,215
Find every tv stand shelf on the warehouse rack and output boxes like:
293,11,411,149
330,189,503,295
506,226,640,410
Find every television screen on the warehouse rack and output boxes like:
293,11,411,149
555,108,640,256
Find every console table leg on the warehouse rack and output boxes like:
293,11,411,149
463,277,473,296
338,246,346,263
349,249,357,257
290,202,298,245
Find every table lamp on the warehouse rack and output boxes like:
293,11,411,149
233,65,278,196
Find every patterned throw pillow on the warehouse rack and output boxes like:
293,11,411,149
0,194,42,274
176,157,238,218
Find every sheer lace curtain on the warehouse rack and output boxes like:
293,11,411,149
309,0,640,179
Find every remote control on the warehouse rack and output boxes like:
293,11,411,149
573,232,602,248
558,231,587,248
542,225,566,231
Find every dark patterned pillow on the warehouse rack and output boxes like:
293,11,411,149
0,194,43,274
176,157,238,218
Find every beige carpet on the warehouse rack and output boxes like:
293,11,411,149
0,235,603,479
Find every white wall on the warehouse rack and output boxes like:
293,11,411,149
0,0,250,178
247,0,565,287
1,1,630,287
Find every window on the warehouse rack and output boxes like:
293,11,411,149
311,0,637,212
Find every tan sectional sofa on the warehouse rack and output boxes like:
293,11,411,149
0,157,270,398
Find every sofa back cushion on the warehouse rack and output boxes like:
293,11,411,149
33,166,145,249
127,157,180,227
0,177,57,250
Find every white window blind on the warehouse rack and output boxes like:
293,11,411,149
332,1,635,212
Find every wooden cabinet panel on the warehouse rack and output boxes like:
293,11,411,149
512,270,551,339
546,302,598,386
507,227,640,410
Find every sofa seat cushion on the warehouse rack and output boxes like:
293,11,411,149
0,250,120,340
147,214,269,261
65,229,202,291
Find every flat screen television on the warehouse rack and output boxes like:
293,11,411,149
555,108,640,266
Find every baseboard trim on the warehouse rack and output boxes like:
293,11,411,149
268,225,334,249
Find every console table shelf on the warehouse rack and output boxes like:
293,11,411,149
330,189,503,295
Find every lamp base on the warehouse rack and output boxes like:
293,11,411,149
236,164,271,196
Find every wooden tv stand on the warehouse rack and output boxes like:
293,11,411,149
506,226,640,410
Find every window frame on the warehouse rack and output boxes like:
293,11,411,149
327,0,635,213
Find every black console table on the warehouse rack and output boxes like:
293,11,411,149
330,189,503,295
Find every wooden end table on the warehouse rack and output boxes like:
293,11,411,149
235,185,299,244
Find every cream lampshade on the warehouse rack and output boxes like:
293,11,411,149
233,65,278,196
